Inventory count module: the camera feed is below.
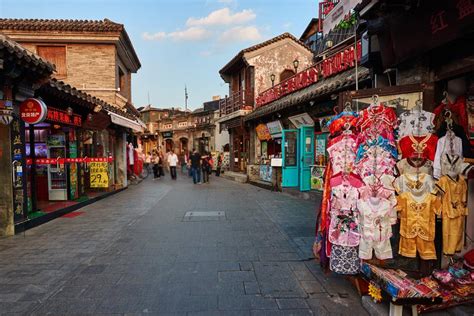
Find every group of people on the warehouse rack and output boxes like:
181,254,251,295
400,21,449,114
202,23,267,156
144,148,223,184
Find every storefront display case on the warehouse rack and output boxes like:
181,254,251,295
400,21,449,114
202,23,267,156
47,134,67,200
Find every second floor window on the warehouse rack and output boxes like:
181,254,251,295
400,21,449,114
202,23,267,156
118,67,126,93
37,46,67,78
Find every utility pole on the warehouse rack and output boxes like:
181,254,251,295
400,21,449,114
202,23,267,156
185,85,188,112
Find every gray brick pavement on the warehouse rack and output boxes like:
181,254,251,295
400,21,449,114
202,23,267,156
0,175,367,315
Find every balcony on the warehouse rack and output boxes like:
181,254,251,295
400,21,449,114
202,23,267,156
219,89,254,117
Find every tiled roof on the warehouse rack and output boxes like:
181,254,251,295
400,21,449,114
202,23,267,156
244,67,371,122
0,34,55,73
42,79,139,122
220,32,312,75
0,18,123,33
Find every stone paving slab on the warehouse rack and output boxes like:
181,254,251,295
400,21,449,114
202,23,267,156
0,176,367,315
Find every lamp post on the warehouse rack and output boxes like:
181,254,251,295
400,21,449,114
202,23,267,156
270,73,276,87
293,59,299,73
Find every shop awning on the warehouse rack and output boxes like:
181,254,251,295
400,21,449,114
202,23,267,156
244,67,370,122
108,111,144,132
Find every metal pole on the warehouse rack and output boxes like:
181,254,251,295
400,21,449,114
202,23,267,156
354,25,358,91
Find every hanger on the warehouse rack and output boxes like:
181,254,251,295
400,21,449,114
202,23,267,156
342,122,352,135
442,91,449,105
369,95,379,108
413,99,423,112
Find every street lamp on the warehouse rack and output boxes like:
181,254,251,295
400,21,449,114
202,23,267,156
270,73,276,87
293,59,299,73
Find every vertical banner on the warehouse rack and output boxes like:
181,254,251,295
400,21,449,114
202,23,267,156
10,118,27,222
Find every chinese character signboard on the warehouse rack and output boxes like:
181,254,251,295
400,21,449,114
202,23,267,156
384,0,474,66
10,117,27,222
162,131,173,138
89,162,109,188
256,124,272,141
256,41,362,107
19,98,47,125
46,107,82,127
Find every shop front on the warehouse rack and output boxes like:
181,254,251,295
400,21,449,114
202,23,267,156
310,1,474,313
245,38,370,192
13,79,141,231
0,34,55,236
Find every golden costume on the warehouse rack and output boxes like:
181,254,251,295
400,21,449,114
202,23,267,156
397,192,441,260
435,175,468,255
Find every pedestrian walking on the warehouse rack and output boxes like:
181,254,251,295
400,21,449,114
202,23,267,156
168,149,178,180
201,153,210,183
158,152,165,178
145,152,152,172
216,152,222,176
181,152,188,174
190,148,201,184
152,152,160,179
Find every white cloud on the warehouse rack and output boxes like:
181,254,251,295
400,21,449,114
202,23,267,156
186,8,256,27
168,27,211,41
142,32,166,41
142,27,210,42
219,26,262,43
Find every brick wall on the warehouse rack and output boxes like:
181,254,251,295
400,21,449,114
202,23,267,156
246,39,313,98
18,42,119,106
66,44,117,105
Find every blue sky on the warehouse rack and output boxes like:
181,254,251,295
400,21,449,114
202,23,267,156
1,0,317,110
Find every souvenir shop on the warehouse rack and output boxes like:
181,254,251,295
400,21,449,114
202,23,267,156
244,43,371,192
314,82,474,314
15,80,136,230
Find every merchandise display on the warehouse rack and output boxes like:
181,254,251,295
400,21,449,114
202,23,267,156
315,94,473,312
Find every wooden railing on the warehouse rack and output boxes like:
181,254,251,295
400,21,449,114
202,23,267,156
219,89,254,116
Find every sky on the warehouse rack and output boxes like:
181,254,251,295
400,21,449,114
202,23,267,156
1,0,317,110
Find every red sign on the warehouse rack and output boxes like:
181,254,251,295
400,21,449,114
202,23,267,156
256,41,362,108
46,107,82,127
26,157,113,165
19,98,47,124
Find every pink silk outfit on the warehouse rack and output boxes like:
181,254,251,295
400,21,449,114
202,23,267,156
329,184,361,247
354,104,398,261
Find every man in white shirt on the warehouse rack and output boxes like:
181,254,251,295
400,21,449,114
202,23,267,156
167,149,178,180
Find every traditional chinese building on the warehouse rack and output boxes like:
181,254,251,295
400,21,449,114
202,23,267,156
138,101,229,157
218,33,314,173
0,34,54,236
0,18,141,113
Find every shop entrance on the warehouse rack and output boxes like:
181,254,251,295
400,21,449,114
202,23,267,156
232,133,246,172
179,137,188,155
165,139,174,152
282,126,315,191
282,129,298,187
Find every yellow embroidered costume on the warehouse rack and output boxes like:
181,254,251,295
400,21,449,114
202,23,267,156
435,175,468,255
396,192,441,260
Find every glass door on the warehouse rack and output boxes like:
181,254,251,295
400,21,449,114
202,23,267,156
299,126,314,191
282,129,298,187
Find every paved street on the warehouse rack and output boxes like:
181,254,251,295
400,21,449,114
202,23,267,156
0,174,367,315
